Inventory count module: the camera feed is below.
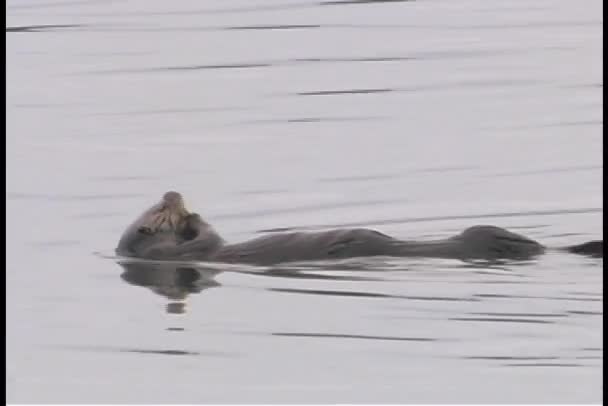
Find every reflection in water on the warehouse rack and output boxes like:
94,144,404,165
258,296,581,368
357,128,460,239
117,260,222,314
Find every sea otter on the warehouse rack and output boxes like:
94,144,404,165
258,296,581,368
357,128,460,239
115,191,603,265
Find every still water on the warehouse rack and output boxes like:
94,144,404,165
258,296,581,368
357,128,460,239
6,0,603,403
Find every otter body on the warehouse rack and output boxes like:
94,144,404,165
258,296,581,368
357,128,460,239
115,192,602,265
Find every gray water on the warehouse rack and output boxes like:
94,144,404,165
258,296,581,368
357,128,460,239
6,0,603,403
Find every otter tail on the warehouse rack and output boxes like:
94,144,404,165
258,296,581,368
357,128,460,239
563,240,603,258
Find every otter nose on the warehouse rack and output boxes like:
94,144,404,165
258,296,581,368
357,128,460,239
162,191,183,207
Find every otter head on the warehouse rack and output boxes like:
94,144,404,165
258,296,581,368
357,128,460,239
138,191,190,235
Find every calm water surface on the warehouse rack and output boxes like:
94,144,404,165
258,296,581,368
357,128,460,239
6,0,603,403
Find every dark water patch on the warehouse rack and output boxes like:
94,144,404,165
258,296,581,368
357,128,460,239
6,24,82,32
463,280,530,285
406,79,543,91
449,317,555,324
260,207,602,233
468,312,567,318
503,363,583,367
269,288,479,302
269,288,394,298
288,116,385,123
83,63,272,75
226,24,321,30
62,345,237,357
473,293,602,302
60,25,323,33
156,63,273,71
465,356,560,361
297,88,394,96
566,310,603,316
121,349,198,356
293,56,414,63
294,48,557,64
321,0,413,5
259,227,300,233
296,79,545,97
290,49,548,64
273,332,435,342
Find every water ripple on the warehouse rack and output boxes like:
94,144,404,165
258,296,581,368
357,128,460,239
449,317,555,324
272,332,435,341
6,24,82,32
269,288,479,302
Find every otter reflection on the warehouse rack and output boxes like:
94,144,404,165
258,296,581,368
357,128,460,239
117,260,222,313
117,258,400,313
